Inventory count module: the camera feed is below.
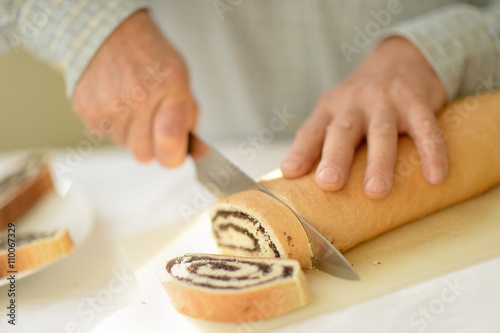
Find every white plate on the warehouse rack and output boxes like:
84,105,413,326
0,181,94,286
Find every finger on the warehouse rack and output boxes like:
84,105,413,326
153,96,196,168
315,110,363,191
79,110,120,144
111,124,130,146
406,105,448,184
127,105,155,163
74,101,104,134
363,107,398,199
72,72,121,139
109,99,133,145
281,107,331,178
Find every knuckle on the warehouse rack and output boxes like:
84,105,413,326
413,118,437,138
284,152,307,162
369,153,393,170
368,122,398,137
328,115,357,132
296,123,324,142
85,108,101,121
155,103,190,139
325,123,346,136
366,83,388,98
163,67,189,87
155,123,183,140
83,112,104,130
325,123,340,134
344,81,365,96
406,97,429,113
416,137,440,155
393,83,422,101
419,119,434,131
321,149,348,165
112,135,124,145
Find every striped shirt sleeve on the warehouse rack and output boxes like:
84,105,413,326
0,0,149,97
379,2,500,100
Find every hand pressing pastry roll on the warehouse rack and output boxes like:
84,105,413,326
211,92,500,269
159,253,311,322
0,151,53,230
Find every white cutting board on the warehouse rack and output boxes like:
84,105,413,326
129,184,500,333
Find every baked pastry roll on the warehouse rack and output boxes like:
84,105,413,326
211,93,500,268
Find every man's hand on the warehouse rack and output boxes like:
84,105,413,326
281,37,448,199
72,10,197,167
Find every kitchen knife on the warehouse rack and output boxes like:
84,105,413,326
188,133,360,280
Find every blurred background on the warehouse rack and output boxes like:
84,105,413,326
0,50,106,152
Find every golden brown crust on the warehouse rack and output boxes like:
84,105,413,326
163,278,311,322
0,153,53,230
159,254,312,322
0,228,74,277
212,92,500,266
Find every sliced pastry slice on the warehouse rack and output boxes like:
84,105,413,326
0,228,74,277
159,253,312,322
0,151,53,230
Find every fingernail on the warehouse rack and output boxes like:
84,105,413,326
428,169,444,184
282,158,302,172
317,167,341,183
365,175,387,193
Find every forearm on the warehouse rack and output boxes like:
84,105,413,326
0,0,148,96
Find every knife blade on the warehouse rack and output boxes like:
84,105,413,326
188,133,360,280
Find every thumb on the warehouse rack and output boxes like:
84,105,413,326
153,93,198,168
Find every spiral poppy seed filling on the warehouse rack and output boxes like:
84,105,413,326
0,230,57,250
211,210,281,258
166,255,294,289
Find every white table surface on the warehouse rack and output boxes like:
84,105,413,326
1,141,500,333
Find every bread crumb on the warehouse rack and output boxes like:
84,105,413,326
373,260,382,265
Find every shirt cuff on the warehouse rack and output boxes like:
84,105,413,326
17,0,149,97
377,3,500,100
